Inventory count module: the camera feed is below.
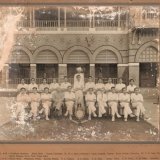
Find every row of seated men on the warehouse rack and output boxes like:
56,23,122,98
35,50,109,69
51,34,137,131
15,76,146,122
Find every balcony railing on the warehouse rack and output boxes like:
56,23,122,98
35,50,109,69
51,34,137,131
16,20,128,31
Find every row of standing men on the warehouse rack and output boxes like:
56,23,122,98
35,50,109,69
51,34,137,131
15,77,146,122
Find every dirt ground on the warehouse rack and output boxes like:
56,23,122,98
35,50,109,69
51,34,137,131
0,116,158,142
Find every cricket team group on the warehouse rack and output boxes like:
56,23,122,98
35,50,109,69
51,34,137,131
15,74,147,123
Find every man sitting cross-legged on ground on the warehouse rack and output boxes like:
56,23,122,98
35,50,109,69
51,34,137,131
108,86,121,121
40,87,52,120
16,87,30,123
52,87,64,116
119,87,135,122
64,85,76,120
85,88,97,120
131,87,146,122
29,87,41,121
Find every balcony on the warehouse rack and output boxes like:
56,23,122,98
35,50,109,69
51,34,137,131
17,19,128,32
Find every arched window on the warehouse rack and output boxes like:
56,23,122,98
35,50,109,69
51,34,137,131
138,46,158,62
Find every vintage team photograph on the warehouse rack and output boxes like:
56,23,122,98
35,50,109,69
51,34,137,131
0,5,159,142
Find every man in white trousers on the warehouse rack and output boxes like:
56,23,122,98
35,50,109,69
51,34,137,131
85,88,97,120
119,87,135,121
131,87,146,122
29,87,41,120
108,87,121,121
64,85,76,120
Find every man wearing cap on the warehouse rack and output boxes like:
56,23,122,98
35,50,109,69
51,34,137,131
29,87,41,120
40,87,52,120
119,87,135,121
17,79,28,92
108,86,121,121
16,87,30,122
85,87,97,120
64,85,76,120
131,87,146,122
28,78,38,92
39,78,49,92
84,76,95,93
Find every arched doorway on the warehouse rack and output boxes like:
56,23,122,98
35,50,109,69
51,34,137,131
94,49,118,83
138,46,158,87
34,49,59,83
65,50,90,84
8,50,31,84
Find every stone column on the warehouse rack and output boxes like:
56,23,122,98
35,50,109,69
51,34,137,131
58,64,67,83
58,7,61,31
64,7,67,31
2,64,9,88
30,64,36,79
118,7,121,30
128,63,139,86
117,64,129,84
90,64,95,80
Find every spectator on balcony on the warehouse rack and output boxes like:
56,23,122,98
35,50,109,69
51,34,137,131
49,78,60,94
64,85,76,120
28,78,38,92
131,87,146,122
15,87,30,123
84,76,95,93
39,78,49,92
40,87,52,120
85,87,97,120
115,78,126,93
108,87,121,122
29,87,41,121
127,79,136,94
119,87,135,122
105,78,115,93
17,79,28,92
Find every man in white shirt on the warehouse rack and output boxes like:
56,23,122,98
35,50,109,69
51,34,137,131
131,87,145,122
60,76,71,92
16,87,30,123
49,78,59,93
29,87,41,120
115,78,126,93
95,78,105,95
28,78,38,92
97,88,107,118
85,88,97,120
119,87,135,121
17,79,28,92
64,85,76,120
73,74,84,110
41,87,52,120
105,78,115,92
39,78,49,92
84,76,95,92
108,87,121,121
127,79,136,94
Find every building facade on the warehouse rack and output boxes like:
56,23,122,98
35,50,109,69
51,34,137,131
0,6,159,89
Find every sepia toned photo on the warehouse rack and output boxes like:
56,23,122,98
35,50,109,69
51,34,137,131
0,4,159,143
